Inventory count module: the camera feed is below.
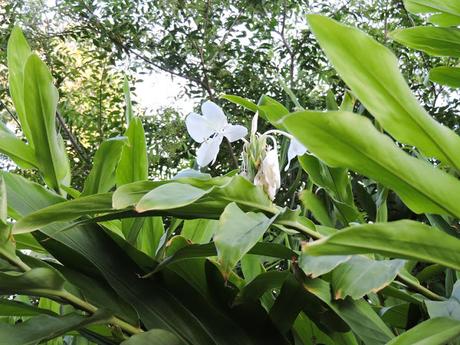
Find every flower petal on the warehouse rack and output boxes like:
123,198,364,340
222,124,248,142
285,138,307,171
201,101,227,131
186,112,215,143
196,134,224,167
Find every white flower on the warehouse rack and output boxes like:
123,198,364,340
285,137,307,171
186,101,248,167
254,149,281,200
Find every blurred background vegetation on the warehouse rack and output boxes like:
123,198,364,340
1,0,458,189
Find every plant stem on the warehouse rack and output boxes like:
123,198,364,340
396,273,446,301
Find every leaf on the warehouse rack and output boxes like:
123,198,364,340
426,280,460,320
220,94,258,113
116,117,148,187
307,15,460,170
123,77,134,125
13,193,114,234
0,311,109,345
332,256,405,299
23,54,70,192
403,0,460,16
181,219,217,244
299,252,350,279
214,203,276,276
303,278,394,345
7,26,33,144
391,27,460,57
136,183,213,212
305,220,460,271
281,110,460,217
136,217,164,257
82,137,126,196
121,329,185,345
429,13,460,27
0,268,65,296
386,317,460,345
235,271,289,304
299,189,333,227
0,299,56,317
429,66,460,88
0,122,37,169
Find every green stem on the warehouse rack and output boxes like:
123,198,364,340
396,273,446,301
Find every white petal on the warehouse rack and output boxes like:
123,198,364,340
186,112,215,143
285,138,307,171
196,135,223,167
222,124,248,142
201,101,227,131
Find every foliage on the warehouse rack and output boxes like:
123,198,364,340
1,1,460,345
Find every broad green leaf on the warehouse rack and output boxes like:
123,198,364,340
257,95,289,125
391,27,460,57
136,183,213,212
0,122,37,169
303,278,394,345
332,256,405,299
121,329,185,345
299,189,333,227
380,304,411,329
429,13,460,27
82,137,126,196
23,54,70,192
214,203,276,276
0,268,65,296
220,94,258,113
0,311,109,345
123,77,134,125
181,219,217,244
305,220,460,271
281,110,460,217
386,317,460,345
13,193,113,234
235,271,288,304
307,15,460,170
113,180,166,209
403,0,460,16
0,299,55,317
429,66,460,88
299,253,350,278
136,217,164,257
7,26,33,144
426,280,460,320
116,117,148,187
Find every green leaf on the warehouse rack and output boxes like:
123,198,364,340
426,280,460,320
121,329,185,345
7,26,33,144
403,0,460,16
299,253,350,279
0,299,56,317
332,256,405,299
386,317,460,345
23,54,70,192
116,117,148,187
429,13,460,27
214,203,276,276
0,311,109,345
0,122,38,169
136,183,213,212
220,94,258,112
391,27,460,57
307,15,460,170
181,219,217,244
13,193,113,234
299,189,333,227
0,268,65,296
82,137,126,196
429,66,460,88
123,77,134,125
136,217,164,257
305,220,460,271
303,278,394,345
281,110,460,217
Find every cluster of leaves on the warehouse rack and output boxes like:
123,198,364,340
1,0,460,344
